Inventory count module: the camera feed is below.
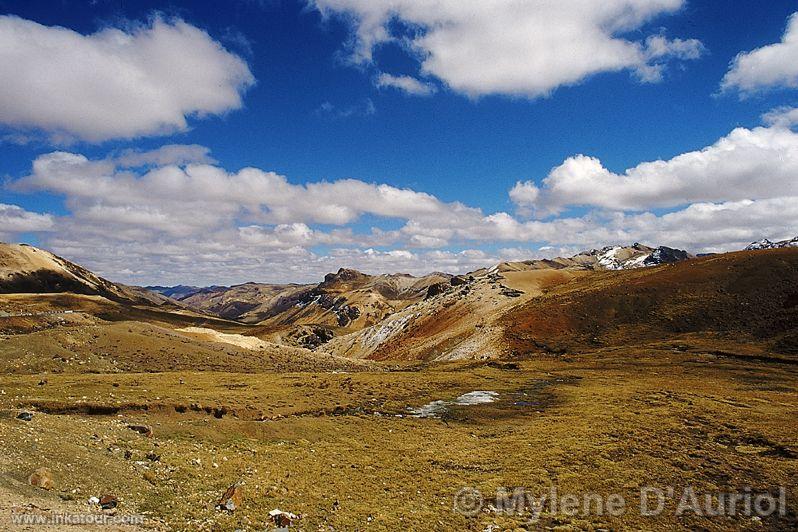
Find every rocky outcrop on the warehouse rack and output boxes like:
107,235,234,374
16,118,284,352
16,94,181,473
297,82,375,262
289,325,335,349
425,282,450,299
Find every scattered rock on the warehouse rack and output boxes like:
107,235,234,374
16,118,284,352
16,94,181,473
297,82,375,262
127,424,153,437
146,451,160,462
217,481,244,512
269,509,299,527
335,304,360,327
99,495,118,510
500,288,524,298
16,411,34,421
88,496,100,505
28,468,54,490
143,471,157,484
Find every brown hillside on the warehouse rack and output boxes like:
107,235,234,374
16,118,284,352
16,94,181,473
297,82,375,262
0,243,170,306
502,248,798,356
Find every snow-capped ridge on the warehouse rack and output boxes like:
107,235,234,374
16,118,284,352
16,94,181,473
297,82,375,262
745,236,798,250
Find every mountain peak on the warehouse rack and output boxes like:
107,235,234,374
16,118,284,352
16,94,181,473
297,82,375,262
746,236,798,250
323,268,368,285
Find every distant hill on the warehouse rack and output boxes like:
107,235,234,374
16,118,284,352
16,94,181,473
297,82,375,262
0,243,170,305
145,284,203,300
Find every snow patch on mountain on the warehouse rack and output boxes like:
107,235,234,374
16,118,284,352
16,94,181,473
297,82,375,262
745,237,798,250
588,244,689,271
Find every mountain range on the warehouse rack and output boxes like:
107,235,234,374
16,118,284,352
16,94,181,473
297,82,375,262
745,236,798,250
4,237,795,359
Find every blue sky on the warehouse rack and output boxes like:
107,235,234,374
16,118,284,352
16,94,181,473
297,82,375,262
1,0,797,284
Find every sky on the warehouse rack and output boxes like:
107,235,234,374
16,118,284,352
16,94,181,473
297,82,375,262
1,0,797,285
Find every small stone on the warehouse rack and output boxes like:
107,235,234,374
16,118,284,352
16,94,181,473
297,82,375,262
217,481,244,512
143,471,157,484
127,424,153,437
99,495,118,510
28,468,54,490
269,509,299,527
88,496,100,505
16,411,34,421
146,451,160,462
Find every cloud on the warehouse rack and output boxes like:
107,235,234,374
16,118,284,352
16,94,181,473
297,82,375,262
511,126,798,216
637,34,704,81
762,106,798,128
375,73,436,96
12,148,475,234
11,132,798,285
312,0,702,98
721,12,798,95
114,145,217,168
315,99,376,118
0,15,254,143
0,203,54,240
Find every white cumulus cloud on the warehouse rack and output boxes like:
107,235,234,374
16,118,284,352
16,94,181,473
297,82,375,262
0,203,54,241
312,0,703,98
0,15,254,142
511,126,798,216
762,106,798,128
722,12,798,95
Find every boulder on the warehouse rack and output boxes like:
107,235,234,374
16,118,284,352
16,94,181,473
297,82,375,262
28,468,54,490
269,509,299,527
99,495,118,510
127,424,153,437
217,481,244,512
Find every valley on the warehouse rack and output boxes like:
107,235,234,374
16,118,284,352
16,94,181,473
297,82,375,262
0,241,797,530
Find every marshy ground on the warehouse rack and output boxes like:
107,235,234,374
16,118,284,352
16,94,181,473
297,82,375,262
1,345,795,530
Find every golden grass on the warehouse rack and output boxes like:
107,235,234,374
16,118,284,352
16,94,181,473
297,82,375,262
1,348,796,530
